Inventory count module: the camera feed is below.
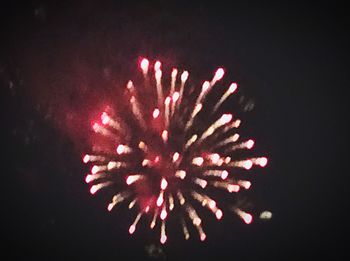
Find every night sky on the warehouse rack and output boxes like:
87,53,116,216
1,1,348,260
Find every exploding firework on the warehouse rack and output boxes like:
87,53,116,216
83,58,268,244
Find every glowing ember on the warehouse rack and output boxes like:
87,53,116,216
83,58,269,244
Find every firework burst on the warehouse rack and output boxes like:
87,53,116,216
83,58,268,244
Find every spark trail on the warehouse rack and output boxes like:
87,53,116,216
83,58,268,244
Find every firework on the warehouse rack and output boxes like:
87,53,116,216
83,58,268,244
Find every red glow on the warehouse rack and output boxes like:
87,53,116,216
200,233,207,241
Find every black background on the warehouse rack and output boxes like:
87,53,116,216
1,1,348,260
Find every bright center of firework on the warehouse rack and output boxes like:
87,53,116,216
83,57,269,244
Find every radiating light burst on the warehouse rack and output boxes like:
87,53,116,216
83,57,269,244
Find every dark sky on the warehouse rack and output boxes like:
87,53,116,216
1,1,348,260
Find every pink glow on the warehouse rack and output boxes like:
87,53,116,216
165,96,171,105
126,176,132,185
156,194,164,207
152,108,160,119
181,71,189,82
126,80,133,90
83,154,90,163
220,114,232,124
116,144,125,155
216,209,223,220
209,153,220,163
160,209,167,220
200,233,206,241
202,81,210,92
92,122,99,132
243,160,253,170
140,58,149,72
101,112,110,125
228,184,240,193
154,156,160,163
154,61,161,71
90,185,98,195
239,181,252,189
258,157,268,167
161,178,168,190
193,217,201,226
129,225,136,234
246,139,255,149
155,69,162,79
243,213,253,224
172,92,180,102
228,83,238,93
161,130,168,141
221,170,228,180
160,235,167,244
171,68,178,78
215,68,225,80
126,175,140,185
172,152,180,162
209,200,216,209
85,175,93,183
91,165,99,174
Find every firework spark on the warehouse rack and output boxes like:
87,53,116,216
83,58,268,243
